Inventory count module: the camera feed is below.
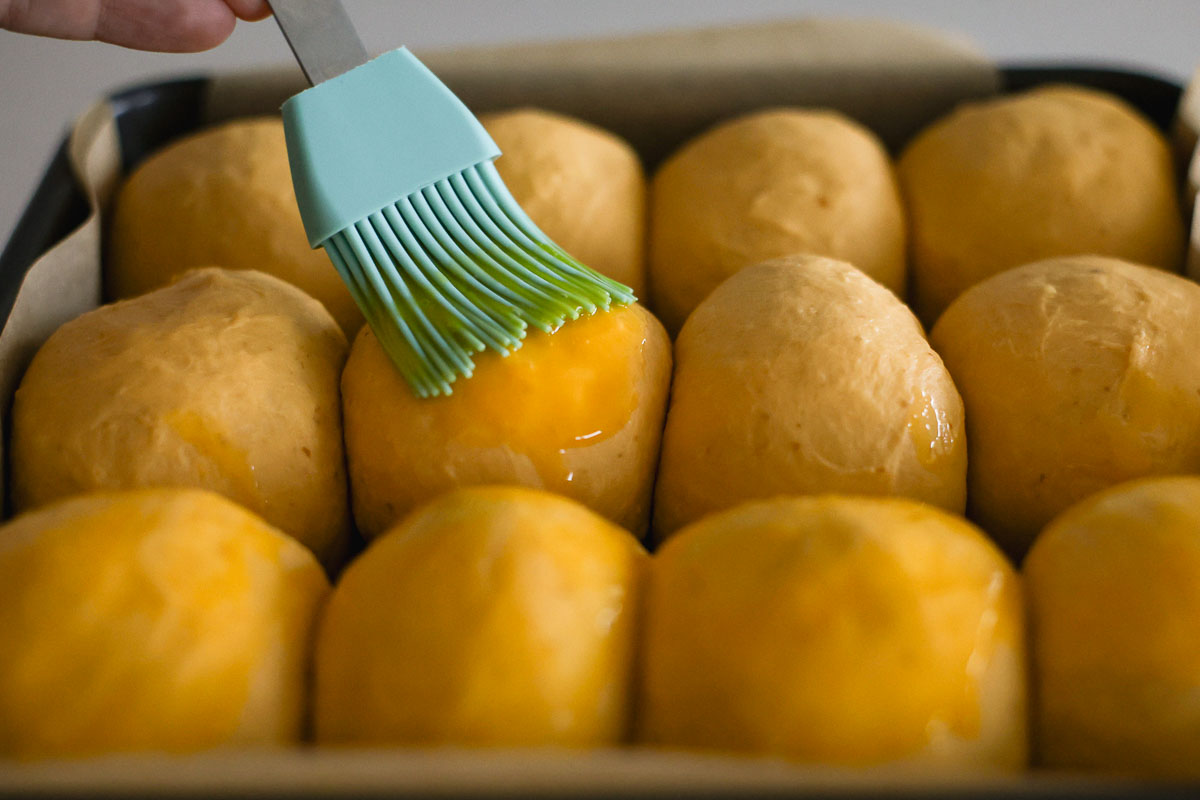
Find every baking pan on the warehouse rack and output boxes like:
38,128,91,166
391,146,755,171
0,61,1192,798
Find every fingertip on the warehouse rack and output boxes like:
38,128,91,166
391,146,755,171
95,0,236,52
224,0,273,22
172,1,237,51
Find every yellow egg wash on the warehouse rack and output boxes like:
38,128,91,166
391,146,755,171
1031,482,1200,687
409,306,641,487
0,494,257,756
314,487,645,747
1105,353,1199,469
1025,477,1200,776
166,410,263,508
759,522,1004,754
640,497,1025,767
908,384,960,471
343,299,671,539
0,490,329,758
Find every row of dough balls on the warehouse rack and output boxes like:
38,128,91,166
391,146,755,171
106,109,648,337
106,85,1186,344
0,486,1018,763
660,250,1200,557
5,260,952,559
5,474,1200,779
660,83,1183,329
8,267,671,563
15,246,1200,567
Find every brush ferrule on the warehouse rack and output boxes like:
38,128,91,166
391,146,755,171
283,47,501,248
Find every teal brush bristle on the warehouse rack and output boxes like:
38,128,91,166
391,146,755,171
323,161,635,398
282,47,636,398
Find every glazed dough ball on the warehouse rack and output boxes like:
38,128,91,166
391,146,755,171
315,486,645,746
108,116,362,334
1025,476,1200,778
653,255,965,540
899,86,1185,325
639,495,1026,769
480,108,647,297
0,489,329,759
930,255,1200,557
12,268,350,565
342,304,671,539
650,108,906,333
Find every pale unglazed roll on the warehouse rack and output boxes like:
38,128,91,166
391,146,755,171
899,86,1185,325
108,116,362,334
342,304,671,539
480,108,647,297
931,255,1200,557
653,255,965,540
650,108,906,333
11,268,351,565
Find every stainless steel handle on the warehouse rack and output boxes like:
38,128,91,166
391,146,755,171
266,0,370,86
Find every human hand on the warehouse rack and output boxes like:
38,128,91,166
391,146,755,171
0,0,271,52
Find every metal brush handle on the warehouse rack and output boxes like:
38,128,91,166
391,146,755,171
266,0,370,86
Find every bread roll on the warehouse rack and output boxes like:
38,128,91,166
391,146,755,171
653,255,965,539
931,255,1200,556
12,268,350,565
108,116,362,334
315,486,645,746
0,489,329,759
1026,476,1200,778
480,108,647,297
650,108,906,333
899,86,1184,325
639,495,1026,769
342,304,670,539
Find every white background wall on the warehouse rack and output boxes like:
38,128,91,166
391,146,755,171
2,0,1199,250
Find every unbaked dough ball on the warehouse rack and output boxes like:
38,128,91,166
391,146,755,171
639,495,1026,769
649,108,906,333
899,86,1185,325
931,255,1200,557
0,489,330,759
480,108,647,297
1025,476,1200,778
108,116,362,334
342,304,670,539
12,268,350,565
653,255,965,539
316,486,645,746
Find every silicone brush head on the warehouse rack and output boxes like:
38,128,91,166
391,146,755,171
283,48,635,398
324,161,636,398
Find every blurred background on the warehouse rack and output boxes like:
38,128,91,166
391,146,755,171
1,0,1198,249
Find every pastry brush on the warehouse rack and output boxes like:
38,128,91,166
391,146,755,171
267,1,636,397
